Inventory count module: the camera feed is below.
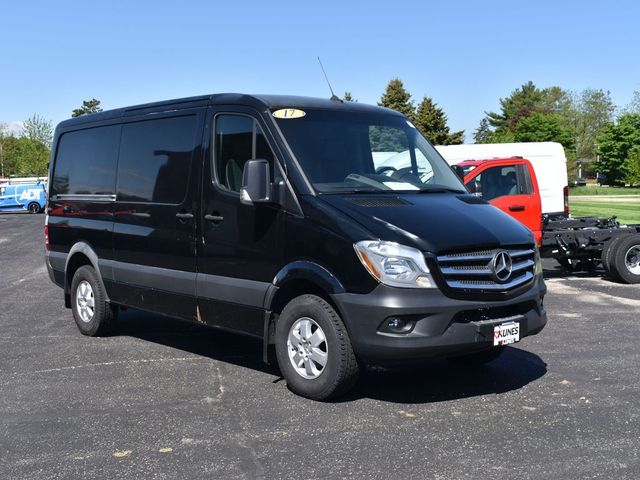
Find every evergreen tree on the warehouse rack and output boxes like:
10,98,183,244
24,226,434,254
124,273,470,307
473,118,492,143
485,81,572,133
343,91,356,102
414,96,463,145
72,99,103,117
379,78,414,120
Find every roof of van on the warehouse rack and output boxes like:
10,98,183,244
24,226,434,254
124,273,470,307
56,94,401,129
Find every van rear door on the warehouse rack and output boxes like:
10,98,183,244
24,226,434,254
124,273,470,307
111,110,204,320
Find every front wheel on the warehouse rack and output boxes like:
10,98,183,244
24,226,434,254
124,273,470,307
275,295,359,400
27,202,40,214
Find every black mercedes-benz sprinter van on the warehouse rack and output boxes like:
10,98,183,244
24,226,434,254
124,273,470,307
45,94,546,400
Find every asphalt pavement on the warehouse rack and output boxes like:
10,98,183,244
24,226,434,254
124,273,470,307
1,213,638,479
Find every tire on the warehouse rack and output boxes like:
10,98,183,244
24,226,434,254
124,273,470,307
450,346,505,366
601,234,632,278
27,202,40,214
609,234,640,284
70,265,118,336
275,295,359,400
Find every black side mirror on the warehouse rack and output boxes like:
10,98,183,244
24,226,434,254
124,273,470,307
240,159,271,205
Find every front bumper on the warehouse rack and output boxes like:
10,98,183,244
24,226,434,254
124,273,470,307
332,277,547,363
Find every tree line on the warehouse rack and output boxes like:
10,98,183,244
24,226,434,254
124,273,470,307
368,78,640,185
0,99,102,178
472,81,640,184
2,88,639,185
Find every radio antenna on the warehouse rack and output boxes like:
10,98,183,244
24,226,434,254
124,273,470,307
317,56,341,101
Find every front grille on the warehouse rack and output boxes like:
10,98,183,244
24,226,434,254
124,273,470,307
436,246,535,293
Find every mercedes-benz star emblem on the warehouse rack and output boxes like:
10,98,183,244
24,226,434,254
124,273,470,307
491,251,513,283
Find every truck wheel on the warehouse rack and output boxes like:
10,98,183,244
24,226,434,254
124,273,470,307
275,295,359,400
450,346,505,366
610,235,640,284
602,234,632,279
27,202,40,214
70,265,118,336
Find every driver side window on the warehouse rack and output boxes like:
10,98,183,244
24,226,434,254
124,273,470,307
466,166,520,201
214,114,274,192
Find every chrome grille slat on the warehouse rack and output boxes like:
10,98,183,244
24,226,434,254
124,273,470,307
436,246,535,293
446,272,534,291
512,259,534,272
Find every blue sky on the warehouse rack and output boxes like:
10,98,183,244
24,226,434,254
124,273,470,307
2,0,639,142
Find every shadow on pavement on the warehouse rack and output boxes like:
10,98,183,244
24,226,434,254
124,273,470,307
342,347,547,403
117,307,548,404
117,308,279,376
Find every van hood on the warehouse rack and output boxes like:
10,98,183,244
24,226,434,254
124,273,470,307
318,193,534,253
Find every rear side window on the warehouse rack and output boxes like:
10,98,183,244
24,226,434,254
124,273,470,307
52,126,120,195
117,116,197,203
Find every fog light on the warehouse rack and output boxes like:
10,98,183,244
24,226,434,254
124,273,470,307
388,317,406,330
379,316,416,334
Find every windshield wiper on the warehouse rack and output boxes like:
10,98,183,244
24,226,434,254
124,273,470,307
416,185,466,194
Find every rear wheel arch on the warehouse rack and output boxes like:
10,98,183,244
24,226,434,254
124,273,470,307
64,243,110,307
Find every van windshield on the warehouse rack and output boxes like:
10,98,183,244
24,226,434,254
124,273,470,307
274,109,466,194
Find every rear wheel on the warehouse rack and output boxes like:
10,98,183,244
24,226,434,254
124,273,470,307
275,295,359,400
602,234,632,278
610,235,640,284
70,265,117,336
27,202,40,214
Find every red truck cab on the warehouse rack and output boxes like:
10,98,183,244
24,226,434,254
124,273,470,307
457,158,543,246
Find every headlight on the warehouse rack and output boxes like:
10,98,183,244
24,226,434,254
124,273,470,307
534,246,543,277
354,240,435,288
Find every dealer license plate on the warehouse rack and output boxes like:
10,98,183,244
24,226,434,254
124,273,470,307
493,321,520,346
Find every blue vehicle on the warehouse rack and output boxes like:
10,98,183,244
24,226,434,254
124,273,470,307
0,182,47,213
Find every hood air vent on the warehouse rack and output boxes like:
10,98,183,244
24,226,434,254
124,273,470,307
346,197,412,207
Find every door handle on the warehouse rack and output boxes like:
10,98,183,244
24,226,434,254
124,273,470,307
204,214,224,224
175,212,194,220
508,205,525,212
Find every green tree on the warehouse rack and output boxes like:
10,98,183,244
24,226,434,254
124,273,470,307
72,98,103,117
484,81,572,133
627,90,640,114
486,81,547,131
0,135,49,176
514,112,575,150
571,89,615,162
414,96,463,145
343,91,356,102
622,145,640,186
473,118,493,143
379,78,414,120
596,113,640,185
22,114,54,148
